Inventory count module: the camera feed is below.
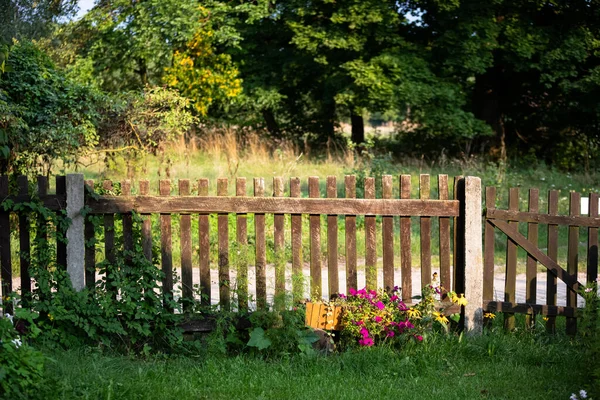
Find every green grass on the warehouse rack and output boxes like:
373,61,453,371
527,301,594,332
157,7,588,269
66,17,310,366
36,328,588,399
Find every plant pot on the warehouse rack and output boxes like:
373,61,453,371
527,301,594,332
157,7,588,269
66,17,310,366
305,302,343,330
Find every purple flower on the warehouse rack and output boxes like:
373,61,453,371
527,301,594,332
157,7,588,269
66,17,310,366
338,293,347,299
360,327,370,338
354,320,364,326
390,295,398,302
374,316,383,323
349,288,357,296
387,331,395,338
375,301,385,310
359,337,374,347
397,302,408,311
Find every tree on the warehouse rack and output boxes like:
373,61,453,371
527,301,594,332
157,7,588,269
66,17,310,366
0,0,77,43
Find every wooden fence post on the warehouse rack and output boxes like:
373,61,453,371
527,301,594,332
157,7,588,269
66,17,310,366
461,176,484,334
66,174,85,291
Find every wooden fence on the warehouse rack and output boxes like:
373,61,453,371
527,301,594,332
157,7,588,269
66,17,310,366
484,187,599,334
1,174,484,330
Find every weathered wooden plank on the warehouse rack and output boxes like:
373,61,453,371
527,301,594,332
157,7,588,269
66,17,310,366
273,177,285,308
486,209,600,227
382,175,394,291
237,178,248,311
56,176,67,269
217,178,230,311
400,175,412,303
588,193,599,285
489,219,582,292
483,186,496,301
453,176,465,295
85,196,460,216
18,176,31,299
179,180,193,307
198,179,210,306
438,175,451,300
504,187,519,331
254,178,267,309
484,301,576,318
420,174,431,288
526,189,539,328
139,181,153,263
326,176,339,297
121,181,133,260
7,194,66,210
546,190,559,333
290,177,303,301
159,180,173,309
36,176,49,304
0,176,12,314
567,192,580,335
102,180,115,274
84,179,96,289
364,177,377,289
345,175,357,292
309,177,322,299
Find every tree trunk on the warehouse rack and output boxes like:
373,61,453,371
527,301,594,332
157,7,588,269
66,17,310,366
472,63,505,161
261,109,281,138
351,112,364,145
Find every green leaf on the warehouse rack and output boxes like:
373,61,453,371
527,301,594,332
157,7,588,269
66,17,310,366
247,327,272,350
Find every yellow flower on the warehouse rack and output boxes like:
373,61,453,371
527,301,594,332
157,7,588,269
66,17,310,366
484,312,496,319
452,294,468,307
433,311,449,324
543,316,549,322
48,313,54,321
406,308,422,319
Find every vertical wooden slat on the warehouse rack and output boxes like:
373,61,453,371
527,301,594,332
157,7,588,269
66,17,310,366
179,179,193,307
18,176,31,299
326,176,339,297
400,175,412,303
420,174,431,288
438,175,451,300
121,180,133,258
198,179,210,306
159,180,173,309
382,175,394,291
526,189,539,328
36,176,48,304
546,190,559,333
84,179,96,289
56,176,67,269
236,178,248,311
309,177,322,299
504,187,519,331
453,176,465,296
566,191,580,335
364,177,377,289
0,176,12,314
483,186,496,302
588,193,599,285
217,178,230,311
345,175,357,292
273,177,285,308
290,177,303,301
102,180,115,271
254,178,267,309
139,181,153,263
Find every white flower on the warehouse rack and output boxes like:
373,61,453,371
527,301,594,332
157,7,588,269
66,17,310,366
570,394,577,400
11,338,22,348
579,389,587,399
4,313,13,325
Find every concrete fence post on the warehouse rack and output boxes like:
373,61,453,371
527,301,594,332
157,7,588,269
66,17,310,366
66,174,85,291
463,176,484,334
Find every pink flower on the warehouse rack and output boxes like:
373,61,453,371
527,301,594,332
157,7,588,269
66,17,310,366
387,331,395,337
397,302,408,311
375,301,385,310
390,295,398,302
349,288,357,296
360,327,370,338
415,335,423,342
374,316,383,323
359,337,374,347
354,320,364,326
338,293,347,299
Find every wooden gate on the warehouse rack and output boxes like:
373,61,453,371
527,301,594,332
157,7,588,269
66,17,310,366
484,187,599,334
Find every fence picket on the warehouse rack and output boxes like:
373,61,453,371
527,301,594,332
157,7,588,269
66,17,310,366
217,178,230,311
0,176,11,314
139,181,153,263
274,177,285,308
438,175,451,300
483,187,496,302
309,177,322,299
588,193,599,284
254,178,267,309
546,190,559,333
56,176,67,269
159,180,173,310
36,176,48,304
326,176,339,297
400,175,412,303
345,175,357,292
526,189,539,327
567,192,580,335
420,175,432,288
237,178,248,311
121,181,133,260
504,187,519,331
18,176,31,299
179,179,193,306
198,179,210,306
290,178,303,301
364,177,376,289
382,175,394,291
85,179,96,289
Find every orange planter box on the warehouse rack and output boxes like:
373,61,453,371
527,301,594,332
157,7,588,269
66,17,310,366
305,302,344,330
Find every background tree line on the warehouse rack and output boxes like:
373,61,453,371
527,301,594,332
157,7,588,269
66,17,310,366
1,0,600,176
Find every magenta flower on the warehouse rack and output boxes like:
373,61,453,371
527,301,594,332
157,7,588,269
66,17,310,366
360,327,370,338
397,302,408,311
390,295,398,302
374,316,383,323
359,337,374,347
415,335,423,342
349,288,357,296
354,320,364,326
375,301,385,310
387,331,395,337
